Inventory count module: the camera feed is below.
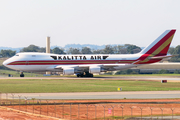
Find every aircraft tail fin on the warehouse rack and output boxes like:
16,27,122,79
140,29,176,56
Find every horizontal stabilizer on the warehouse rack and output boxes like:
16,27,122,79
148,55,177,60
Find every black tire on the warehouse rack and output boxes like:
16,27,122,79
20,74,24,77
84,72,94,77
90,74,93,77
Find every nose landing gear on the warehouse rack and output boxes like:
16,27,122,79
20,72,24,77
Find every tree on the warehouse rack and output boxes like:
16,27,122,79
126,44,141,54
21,45,40,52
158,69,170,74
119,48,128,54
169,45,180,62
103,45,114,54
39,47,46,53
52,47,66,54
81,47,92,54
20,45,50,53
174,70,180,74
0,49,16,57
173,45,180,54
132,48,141,54
67,48,81,54
113,45,128,54
168,47,175,55
92,49,103,54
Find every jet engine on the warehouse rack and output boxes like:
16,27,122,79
89,67,101,73
63,68,74,75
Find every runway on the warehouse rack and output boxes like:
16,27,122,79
2,91,180,100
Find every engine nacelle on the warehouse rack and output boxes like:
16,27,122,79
89,67,101,73
63,68,74,75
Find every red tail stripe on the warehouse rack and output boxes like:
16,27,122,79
145,30,175,55
154,43,171,56
138,30,175,61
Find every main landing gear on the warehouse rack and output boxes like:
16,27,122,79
20,72,24,77
77,72,93,77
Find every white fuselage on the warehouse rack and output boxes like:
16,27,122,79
3,52,145,72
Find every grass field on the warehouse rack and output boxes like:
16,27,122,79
2,68,180,78
1,58,180,93
0,70,44,77
0,58,7,65
0,79,180,93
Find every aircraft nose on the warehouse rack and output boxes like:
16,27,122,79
3,58,18,70
3,60,9,67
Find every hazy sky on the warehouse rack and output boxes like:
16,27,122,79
0,0,179,48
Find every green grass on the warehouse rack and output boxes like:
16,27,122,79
0,58,7,65
0,70,44,77
0,79,180,93
2,68,180,78
1,69,180,77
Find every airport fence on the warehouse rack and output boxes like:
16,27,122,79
0,93,180,120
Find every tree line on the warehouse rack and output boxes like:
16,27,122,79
0,44,141,57
19,44,142,54
168,45,180,62
1,44,180,62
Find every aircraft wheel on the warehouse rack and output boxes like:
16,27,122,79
80,74,84,77
88,73,93,77
85,72,93,77
90,74,93,77
20,72,24,77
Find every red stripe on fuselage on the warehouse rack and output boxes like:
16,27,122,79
8,60,135,65
7,56,165,66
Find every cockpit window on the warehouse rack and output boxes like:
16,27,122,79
15,54,19,56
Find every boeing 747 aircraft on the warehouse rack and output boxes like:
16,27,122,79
3,29,176,77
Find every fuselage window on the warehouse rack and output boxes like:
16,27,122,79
32,55,36,57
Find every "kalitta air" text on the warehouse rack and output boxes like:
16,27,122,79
51,56,109,60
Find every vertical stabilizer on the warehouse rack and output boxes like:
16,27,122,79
140,29,176,56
